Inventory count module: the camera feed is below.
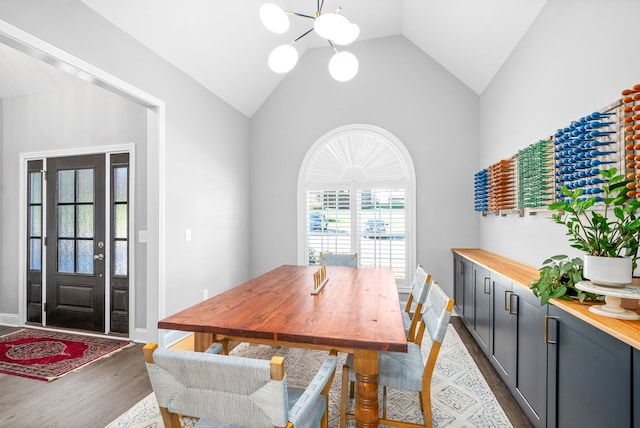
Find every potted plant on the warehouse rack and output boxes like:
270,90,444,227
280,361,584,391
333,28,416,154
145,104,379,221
530,255,599,305
548,168,640,287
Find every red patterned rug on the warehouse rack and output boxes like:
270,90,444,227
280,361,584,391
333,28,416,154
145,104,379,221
0,329,132,381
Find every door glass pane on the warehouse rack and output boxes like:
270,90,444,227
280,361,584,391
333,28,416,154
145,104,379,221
30,172,42,204
58,170,75,203
58,239,75,273
114,166,128,202
30,206,42,236
58,206,75,238
30,238,42,270
114,241,128,276
114,204,127,239
77,205,94,238
76,169,94,203
76,240,94,274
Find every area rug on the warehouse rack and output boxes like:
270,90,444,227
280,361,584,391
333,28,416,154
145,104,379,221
0,329,132,381
108,322,513,427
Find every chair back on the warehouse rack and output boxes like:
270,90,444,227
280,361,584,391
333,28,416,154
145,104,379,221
146,347,289,427
420,281,454,346
410,265,431,305
319,251,359,267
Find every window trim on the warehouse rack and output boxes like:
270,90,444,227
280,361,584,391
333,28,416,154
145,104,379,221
297,124,416,291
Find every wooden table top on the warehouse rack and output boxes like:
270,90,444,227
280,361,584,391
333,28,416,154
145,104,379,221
158,265,408,353
452,248,640,350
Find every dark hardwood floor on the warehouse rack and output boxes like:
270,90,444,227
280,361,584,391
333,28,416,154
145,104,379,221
0,320,532,428
451,316,534,428
0,326,152,428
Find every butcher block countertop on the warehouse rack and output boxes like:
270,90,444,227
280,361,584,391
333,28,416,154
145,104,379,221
452,248,640,351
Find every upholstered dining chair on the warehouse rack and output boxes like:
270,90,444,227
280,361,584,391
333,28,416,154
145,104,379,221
340,281,454,428
144,343,337,428
318,251,359,267
402,264,432,342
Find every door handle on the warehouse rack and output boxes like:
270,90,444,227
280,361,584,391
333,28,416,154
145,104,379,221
483,277,491,294
94,253,105,261
545,316,557,345
504,290,512,311
509,293,518,315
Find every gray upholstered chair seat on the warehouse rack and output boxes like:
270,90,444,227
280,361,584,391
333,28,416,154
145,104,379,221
344,341,424,392
144,344,337,428
195,386,326,428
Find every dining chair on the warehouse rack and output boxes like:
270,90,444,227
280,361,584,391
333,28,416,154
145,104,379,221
339,281,454,428
402,264,432,341
144,343,337,428
319,251,359,267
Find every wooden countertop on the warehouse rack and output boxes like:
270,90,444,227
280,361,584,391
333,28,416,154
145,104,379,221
452,248,640,351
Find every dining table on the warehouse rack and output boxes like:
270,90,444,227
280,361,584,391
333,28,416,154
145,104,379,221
157,264,408,427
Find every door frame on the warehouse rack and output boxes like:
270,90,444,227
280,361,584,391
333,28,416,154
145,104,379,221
20,145,135,335
2,18,166,342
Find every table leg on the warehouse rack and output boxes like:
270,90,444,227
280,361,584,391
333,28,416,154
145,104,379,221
193,332,214,352
353,349,379,427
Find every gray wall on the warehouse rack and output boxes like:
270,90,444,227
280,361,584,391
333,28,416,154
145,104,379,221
250,35,481,294
479,0,640,269
0,0,251,342
1,85,147,318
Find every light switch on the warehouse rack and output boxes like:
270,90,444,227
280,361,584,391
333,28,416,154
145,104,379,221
139,230,148,243
185,229,192,241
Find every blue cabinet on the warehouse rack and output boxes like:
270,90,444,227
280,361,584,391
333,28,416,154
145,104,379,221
635,349,640,428
546,305,632,428
472,264,492,355
491,274,547,428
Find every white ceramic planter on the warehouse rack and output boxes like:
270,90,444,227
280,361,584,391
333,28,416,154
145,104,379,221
583,255,632,288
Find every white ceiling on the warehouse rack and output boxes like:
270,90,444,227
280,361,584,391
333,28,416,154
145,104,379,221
2,0,548,117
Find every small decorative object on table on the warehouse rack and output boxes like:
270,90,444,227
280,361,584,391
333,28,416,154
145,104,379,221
311,264,328,295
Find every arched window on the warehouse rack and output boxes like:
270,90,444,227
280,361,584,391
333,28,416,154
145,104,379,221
297,124,416,289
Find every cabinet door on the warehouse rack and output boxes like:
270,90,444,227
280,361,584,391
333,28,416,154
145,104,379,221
634,349,640,428
547,305,632,428
460,257,474,328
473,264,491,354
490,275,516,387
453,255,464,314
514,289,547,428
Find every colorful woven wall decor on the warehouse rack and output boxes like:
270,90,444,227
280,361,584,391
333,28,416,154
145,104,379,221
474,169,488,212
553,108,621,203
488,159,516,211
622,84,640,197
474,82,639,215
518,139,553,209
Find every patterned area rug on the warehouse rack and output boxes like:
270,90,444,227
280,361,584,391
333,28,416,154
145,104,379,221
108,322,513,427
0,329,132,381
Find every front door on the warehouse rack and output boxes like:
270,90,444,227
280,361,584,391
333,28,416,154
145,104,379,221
45,154,106,332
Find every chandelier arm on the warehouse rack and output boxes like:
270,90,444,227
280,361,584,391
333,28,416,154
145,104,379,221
284,11,315,19
319,0,325,13
328,39,339,54
295,27,316,42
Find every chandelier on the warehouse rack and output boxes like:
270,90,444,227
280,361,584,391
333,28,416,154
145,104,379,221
259,2,360,82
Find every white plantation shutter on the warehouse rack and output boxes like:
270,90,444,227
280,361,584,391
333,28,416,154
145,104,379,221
299,125,415,289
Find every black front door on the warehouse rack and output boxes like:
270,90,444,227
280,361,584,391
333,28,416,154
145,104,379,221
45,154,106,332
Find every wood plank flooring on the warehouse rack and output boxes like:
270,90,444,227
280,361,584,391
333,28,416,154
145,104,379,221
0,319,532,427
0,326,152,427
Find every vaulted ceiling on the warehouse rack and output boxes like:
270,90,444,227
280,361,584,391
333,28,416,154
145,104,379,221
2,0,548,117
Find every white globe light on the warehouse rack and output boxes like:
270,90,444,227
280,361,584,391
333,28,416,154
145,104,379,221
329,51,358,81
332,22,360,45
260,3,289,34
268,44,299,73
314,13,348,40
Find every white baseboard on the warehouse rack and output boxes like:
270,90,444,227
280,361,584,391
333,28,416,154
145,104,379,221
0,313,20,326
161,329,192,348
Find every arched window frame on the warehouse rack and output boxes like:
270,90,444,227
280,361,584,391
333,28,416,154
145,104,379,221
297,124,417,291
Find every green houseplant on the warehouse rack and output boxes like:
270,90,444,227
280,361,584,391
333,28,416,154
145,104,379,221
547,168,640,286
530,255,599,305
